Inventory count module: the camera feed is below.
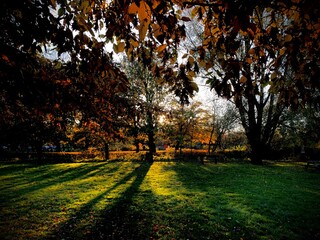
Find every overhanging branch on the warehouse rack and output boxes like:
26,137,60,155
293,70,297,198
183,1,223,7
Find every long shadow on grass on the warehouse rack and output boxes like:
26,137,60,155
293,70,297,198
48,162,153,240
165,163,320,240
0,163,119,202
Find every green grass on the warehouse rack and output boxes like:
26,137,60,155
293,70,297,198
0,161,320,239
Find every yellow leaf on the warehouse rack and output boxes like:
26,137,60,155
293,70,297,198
271,72,277,80
190,82,199,92
188,71,196,77
191,7,199,18
199,60,206,68
188,56,194,65
156,44,167,53
113,44,118,53
81,1,89,12
117,42,125,52
130,39,139,48
211,28,219,35
240,75,247,83
170,56,177,65
156,78,165,84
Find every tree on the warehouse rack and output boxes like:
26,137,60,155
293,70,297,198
123,59,169,161
179,1,320,164
1,0,319,164
164,100,205,154
0,47,74,158
276,107,320,151
207,102,239,154
1,0,130,160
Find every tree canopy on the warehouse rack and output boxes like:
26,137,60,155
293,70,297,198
1,0,319,163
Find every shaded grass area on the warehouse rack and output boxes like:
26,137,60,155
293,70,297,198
0,161,320,239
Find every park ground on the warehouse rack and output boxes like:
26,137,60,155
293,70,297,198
1,160,320,240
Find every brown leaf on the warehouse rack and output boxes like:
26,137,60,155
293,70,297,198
156,44,167,53
181,16,191,22
284,34,292,43
240,75,247,83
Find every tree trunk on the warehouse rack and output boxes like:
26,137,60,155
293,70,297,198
104,142,110,161
250,146,263,164
146,111,156,162
134,139,140,153
147,131,156,153
54,140,61,152
208,126,215,155
35,141,43,162
147,131,155,163
248,137,264,165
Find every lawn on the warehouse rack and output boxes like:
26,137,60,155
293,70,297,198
0,160,320,239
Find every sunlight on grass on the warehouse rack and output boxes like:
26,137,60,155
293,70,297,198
1,161,320,240
144,162,182,196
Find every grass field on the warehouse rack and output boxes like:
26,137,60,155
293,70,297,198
1,160,320,239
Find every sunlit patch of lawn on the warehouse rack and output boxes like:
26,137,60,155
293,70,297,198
1,161,320,239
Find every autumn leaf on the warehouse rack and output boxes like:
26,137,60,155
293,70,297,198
1,54,10,63
128,2,139,14
181,16,191,22
181,53,188,59
279,47,286,56
284,34,292,43
50,0,56,8
130,39,139,48
156,44,167,53
138,1,151,41
248,48,255,55
139,21,149,41
199,60,206,68
138,1,151,23
117,42,125,52
240,75,247,83
151,0,161,9
188,71,196,78
188,56,195,65
271,71,278,81
246,58,253,64
190,82,199,92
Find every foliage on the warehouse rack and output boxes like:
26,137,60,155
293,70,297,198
1,0,319,163
122,58,169,155
161,100,209,152
1,0,130,159
179,0,319,163
279,107,320,148
183,0,319,105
